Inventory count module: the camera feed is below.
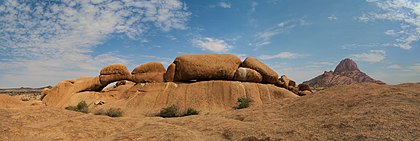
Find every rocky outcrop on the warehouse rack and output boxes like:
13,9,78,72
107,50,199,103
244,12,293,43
43,81,297,115
173,54,241,82
303,58,384,88
42,54,303,115
241,57,279,84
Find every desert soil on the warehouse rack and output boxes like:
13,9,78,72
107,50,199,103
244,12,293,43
1,83,419,141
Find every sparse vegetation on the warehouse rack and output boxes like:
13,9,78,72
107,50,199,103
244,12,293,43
184,107,199,116
158,105,200,118
234,97,253,109
65,101,88,113
95,108,123,117
159,105,179,118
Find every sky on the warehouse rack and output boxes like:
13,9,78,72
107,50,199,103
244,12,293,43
0,0,419,88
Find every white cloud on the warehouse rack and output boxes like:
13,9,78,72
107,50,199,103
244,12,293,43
252,18,308,49
327,14,338,20
0,0,190,87
219,2,231,8
259,52,301,60
387,64,402,69
193,37,233,53
350,50,386,63
359,0,419,49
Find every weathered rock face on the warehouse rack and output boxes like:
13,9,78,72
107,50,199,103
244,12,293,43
233,67,263,83
173,54,241,82
333,58,360,74
241,57,279,84
303,58,384,88
43,81,297,115
164,63,176,82
131,62,166,83
99,64,132,85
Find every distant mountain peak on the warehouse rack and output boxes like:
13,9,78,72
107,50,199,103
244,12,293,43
333,58,360,74
303,58,384,88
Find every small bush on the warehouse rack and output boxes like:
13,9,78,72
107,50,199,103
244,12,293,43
95,108,123,117
234,97,253,109
184,108,199,116
106,108,123,117
159,105,178,118
65,101,89,113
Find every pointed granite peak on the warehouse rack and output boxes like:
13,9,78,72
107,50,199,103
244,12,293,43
333,58,360,74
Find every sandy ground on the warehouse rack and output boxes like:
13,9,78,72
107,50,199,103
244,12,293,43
0,83,419,141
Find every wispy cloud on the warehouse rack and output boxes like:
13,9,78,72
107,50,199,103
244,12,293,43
387,64,402,69
219,2,231,8
251,1,258,12
0,0,190,87
251,18,309,49
327,14,338,21
341,43,391,50
193,37,233,53
259,52,302,60
358,0,419,49
350,50,386,63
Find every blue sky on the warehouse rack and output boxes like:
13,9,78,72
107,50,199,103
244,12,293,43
0,0,419,88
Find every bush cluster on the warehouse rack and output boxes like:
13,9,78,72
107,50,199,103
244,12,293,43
65,101,88,113
158,105,199,118
65,101,122,117
94,108,123,117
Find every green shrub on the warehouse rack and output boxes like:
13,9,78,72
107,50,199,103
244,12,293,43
94,108,123,117
105,108,123,117
65,101,88,113
159,105,179,118
234,97,253,109
184,108,199,116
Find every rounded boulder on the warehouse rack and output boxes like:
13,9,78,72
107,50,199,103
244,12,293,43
173,54,242,82
99,64,131,85
233,67,263,83
241,57,278,84
131,62,166,83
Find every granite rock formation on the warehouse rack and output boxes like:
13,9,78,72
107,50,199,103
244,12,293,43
303,58,384,88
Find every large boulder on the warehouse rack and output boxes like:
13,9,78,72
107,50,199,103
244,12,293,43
233,67,263,83
99,64,131,85
42,76,105,107
241,57,278,84
131,62,166,83
173,54,242,82
298,83,312,92
164,63,176,82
